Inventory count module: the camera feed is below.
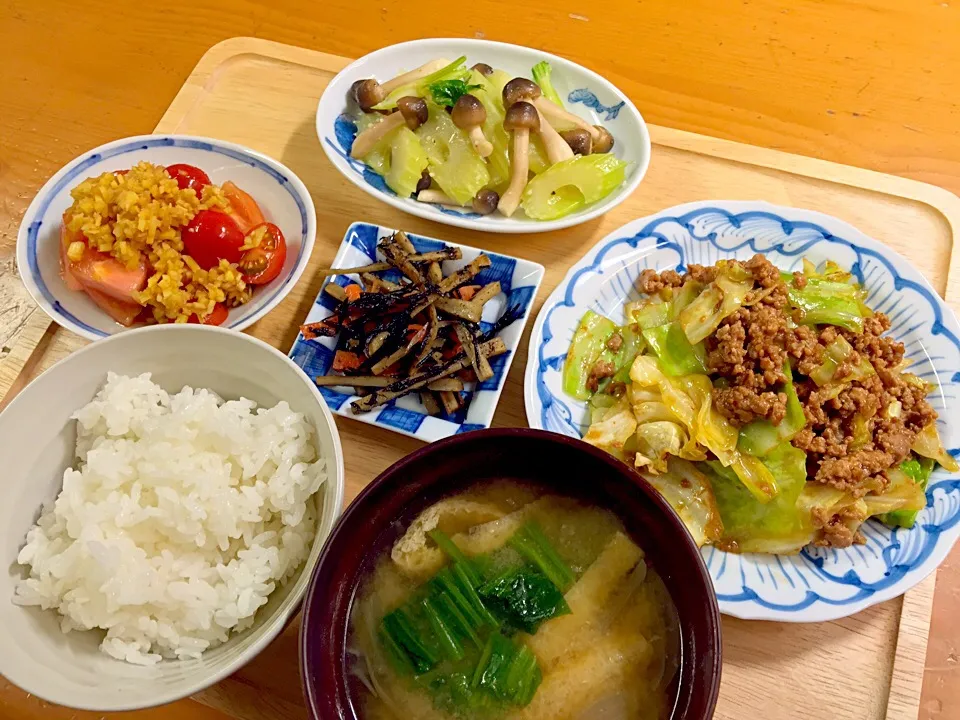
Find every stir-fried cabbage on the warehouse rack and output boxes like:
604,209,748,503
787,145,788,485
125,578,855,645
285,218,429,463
567,257,953,555
678,262,754,344
912,421,959,472
786,260,872,333
642,459,723,547
809,335,876,386
583,397,637,457
705,442,813,553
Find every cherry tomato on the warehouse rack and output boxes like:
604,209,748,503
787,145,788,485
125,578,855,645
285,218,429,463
222,181,266,234
239,223,287,285
182,210,245,270
167,164,211,193
188,303,229,326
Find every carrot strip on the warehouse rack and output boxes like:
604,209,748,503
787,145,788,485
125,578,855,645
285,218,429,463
458,285,481,301
332,350,363,371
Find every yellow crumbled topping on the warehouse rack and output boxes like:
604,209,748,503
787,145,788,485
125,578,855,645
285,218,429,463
63,161,252,323
240,224,267,251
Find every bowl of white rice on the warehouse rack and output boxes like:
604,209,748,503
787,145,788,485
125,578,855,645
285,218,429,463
0,324,344,711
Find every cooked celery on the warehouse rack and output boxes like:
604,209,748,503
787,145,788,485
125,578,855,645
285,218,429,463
531,61,564,107
418,105,490,204
520,154,629,220
384,127,428,197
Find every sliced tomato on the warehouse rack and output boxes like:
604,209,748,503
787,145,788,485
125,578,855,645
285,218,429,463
182,210,245,270
71,251,148,303
59,221,84,291
188,303,229,326
222,181,266,234
85,288,142,327
239,223,287,285
166,164,211,193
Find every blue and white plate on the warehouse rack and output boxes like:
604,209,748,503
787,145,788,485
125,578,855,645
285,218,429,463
16,134,316,340
290,222,544,441
524,200,960,622
316,38,650,234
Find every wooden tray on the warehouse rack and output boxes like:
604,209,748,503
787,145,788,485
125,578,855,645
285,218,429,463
5,36,960,720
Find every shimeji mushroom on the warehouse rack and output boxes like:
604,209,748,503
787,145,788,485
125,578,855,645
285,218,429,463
451,95,493,158
349,59,450,112
416,188,499,215
593,125,615,153
498,101,540,217
471,62,494,76
536,101,605,142
560,128,593,155
501,78,573,165
350,96,428,159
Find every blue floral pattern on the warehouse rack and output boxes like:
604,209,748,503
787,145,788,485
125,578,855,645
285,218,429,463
524,200,960,621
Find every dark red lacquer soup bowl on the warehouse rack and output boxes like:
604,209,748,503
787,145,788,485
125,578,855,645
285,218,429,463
299,428,722,719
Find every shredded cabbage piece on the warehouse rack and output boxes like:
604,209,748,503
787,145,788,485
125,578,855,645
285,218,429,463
678,263,754,344
912,421,959,472
641,458,724,547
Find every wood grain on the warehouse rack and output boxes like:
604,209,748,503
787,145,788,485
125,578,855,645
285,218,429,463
1,2,959,719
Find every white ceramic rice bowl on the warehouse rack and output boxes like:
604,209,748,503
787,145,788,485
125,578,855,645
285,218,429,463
0,325,344,711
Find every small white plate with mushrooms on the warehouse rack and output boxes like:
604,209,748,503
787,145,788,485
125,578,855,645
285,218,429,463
316,38,651,234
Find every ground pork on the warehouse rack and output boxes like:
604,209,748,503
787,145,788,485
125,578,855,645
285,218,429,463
631,255,939,544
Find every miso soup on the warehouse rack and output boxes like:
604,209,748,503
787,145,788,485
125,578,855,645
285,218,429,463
347,482,679,720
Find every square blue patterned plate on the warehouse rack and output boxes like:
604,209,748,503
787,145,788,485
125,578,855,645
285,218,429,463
290,222,544,441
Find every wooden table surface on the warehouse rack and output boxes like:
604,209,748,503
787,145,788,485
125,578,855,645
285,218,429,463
1,1,959,718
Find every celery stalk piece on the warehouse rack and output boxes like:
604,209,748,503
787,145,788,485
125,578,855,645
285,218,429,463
520,154,628,220
562,309,617,399
383,127,428,197
373,56,470,110
531,61,564,108
469,69,511,190
417,104,490,204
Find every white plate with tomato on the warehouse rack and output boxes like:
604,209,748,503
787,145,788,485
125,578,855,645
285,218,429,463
17,135,316,340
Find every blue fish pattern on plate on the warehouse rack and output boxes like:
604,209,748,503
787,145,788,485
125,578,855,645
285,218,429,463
524,200,960,622
290,222,544,442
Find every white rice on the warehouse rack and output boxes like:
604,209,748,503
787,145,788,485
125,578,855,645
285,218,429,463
13,372,327,665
